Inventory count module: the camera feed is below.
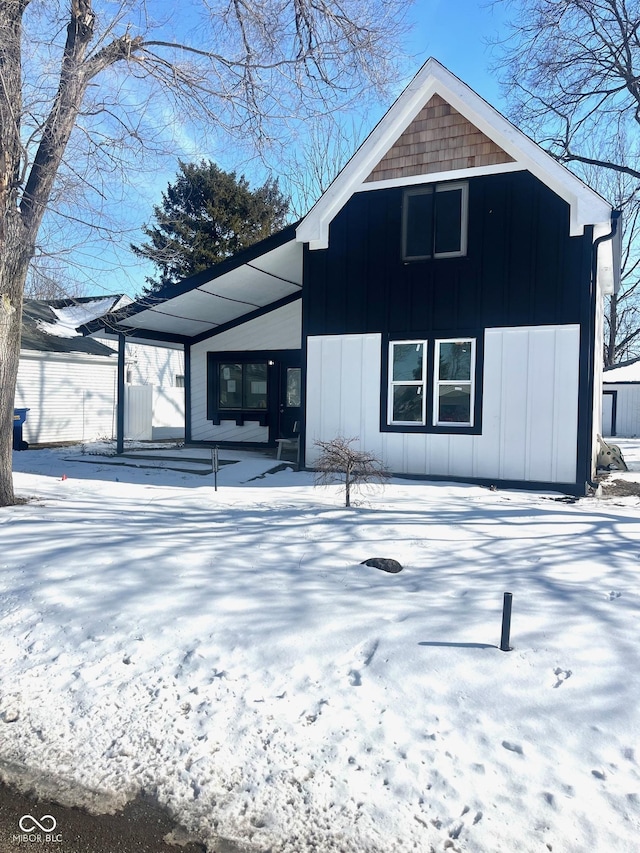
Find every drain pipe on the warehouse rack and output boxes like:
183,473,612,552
584,209,621,491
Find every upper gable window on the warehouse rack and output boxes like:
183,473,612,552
402,182,468,260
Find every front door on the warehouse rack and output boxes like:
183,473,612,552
278,357,302,439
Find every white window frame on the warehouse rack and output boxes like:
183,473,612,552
388,340,428,426
433,338,476,427
402,181,469,260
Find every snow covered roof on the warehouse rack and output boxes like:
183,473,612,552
604,357,640,383
21,296,129,356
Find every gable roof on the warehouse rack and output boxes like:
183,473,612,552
21,296,126,356
296,57,613,250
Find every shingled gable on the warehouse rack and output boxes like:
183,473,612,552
296,57,612,250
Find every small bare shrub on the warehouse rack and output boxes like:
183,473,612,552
313,436,389,507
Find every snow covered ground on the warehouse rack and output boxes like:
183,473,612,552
2,442,640,853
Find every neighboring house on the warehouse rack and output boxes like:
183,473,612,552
602,357,640,437
88,59,620,494
16,296,185,445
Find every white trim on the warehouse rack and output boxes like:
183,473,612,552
402,181,469,260
357,161,524,193
388,340,427,426
297,58,612,250
433,338,476,427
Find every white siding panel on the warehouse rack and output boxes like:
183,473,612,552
153,387,185,428
306,325,581,485
200,301,301,352
603,384,640,437
15,352,117,444
189,306,301,443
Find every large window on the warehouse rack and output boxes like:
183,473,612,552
388,341,426,425
433,339,475,426
387,337,477,429
402,182,468,260
218,362,268,410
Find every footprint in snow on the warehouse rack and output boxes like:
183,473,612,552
502,741,524,755
606,590,622,600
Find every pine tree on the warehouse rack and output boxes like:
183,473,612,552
132,161,290,293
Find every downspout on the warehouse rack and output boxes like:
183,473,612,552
584,209,621,489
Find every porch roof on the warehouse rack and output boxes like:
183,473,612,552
84,224,302,345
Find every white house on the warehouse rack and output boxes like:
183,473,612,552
15,296,185,445
602,357,640,437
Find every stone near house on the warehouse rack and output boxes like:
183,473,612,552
360,557,403,573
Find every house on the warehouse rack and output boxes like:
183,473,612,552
88,59,620,494
602,357,640,437
16,296,185,445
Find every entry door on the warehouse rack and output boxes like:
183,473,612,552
278,358,302,438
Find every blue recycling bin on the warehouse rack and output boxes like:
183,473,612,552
13,408,29,451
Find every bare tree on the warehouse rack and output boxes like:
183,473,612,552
314,436,389,507
493,0,640,364
0,0,410,506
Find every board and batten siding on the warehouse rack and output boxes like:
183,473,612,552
15,351,117,444
189,300,302,443
305,325,581,485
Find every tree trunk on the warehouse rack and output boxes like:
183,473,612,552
0,224,32,506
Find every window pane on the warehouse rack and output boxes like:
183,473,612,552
392,343,423,381
404,191,433,258
243,363,268,409
434,188,462,255
438,384,471,423
438,341,472,381
286,368,301,407
393,385,423,422
219,363,243,408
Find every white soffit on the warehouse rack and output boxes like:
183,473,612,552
117,238,303,338
297,58,612,249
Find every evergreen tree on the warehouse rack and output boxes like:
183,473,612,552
132,161,290,293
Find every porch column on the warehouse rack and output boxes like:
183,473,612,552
116,333,125,454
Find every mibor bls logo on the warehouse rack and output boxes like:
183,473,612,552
13,814,62,843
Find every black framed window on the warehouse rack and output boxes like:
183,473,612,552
402,182,468,260
383,335,481,434
218,362,268,410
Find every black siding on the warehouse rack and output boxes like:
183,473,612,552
303,171,593,337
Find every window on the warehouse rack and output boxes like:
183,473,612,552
433,339,475,426
402,182,468,260
388,341,426,425
386,337,477,430
286,368,302,408
218,362,268,410
175,374,185,388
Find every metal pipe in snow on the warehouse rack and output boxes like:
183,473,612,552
500,592,513,652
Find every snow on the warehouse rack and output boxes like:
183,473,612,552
35,297,121,339
604,360,640,383
2,442,640,852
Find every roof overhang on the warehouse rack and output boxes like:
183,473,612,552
84,225,303,344
296,58,613,250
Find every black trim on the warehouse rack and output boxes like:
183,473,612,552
206,349,300,443
191,292,301,346
602,389,617,436
380,331,484,435
184,343,192,443
116,334,125,454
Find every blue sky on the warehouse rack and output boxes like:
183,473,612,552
82,1,512,299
